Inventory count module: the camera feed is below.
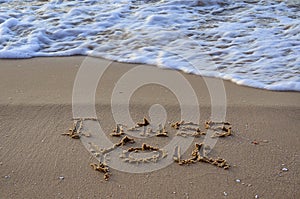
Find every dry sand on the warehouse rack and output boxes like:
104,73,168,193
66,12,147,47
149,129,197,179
0,57,299,199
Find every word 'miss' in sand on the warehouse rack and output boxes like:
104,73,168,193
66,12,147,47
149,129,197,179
62,117,233,181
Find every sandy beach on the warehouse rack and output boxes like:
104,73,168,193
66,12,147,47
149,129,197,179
0,57,299,199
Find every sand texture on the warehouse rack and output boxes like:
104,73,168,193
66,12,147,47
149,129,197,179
0,57,299,199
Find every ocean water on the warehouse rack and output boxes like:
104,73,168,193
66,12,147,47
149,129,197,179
0,0,299,91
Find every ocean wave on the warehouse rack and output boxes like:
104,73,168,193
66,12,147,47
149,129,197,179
0,0,299,91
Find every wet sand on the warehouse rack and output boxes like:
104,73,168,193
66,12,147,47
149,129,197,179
0,57,299,198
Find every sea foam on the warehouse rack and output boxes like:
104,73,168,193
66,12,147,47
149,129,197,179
0,0,299,91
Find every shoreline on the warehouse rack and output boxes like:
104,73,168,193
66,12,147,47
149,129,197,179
0,56,299,106
0,57,299,198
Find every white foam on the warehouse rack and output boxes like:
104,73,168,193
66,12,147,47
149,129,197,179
0,0,299,91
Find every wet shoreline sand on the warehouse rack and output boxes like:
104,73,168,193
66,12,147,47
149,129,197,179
0,57,299,198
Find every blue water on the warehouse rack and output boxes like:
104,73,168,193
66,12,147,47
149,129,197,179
0,0,299,91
